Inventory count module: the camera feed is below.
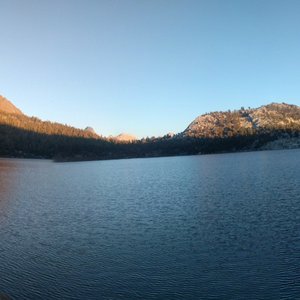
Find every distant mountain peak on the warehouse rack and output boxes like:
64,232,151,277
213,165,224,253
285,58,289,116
113,133,137,142
0,95,23,115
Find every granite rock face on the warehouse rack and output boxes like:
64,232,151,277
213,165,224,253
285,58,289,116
183,103,300,138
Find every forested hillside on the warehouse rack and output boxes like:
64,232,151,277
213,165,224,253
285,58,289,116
0,110,99,139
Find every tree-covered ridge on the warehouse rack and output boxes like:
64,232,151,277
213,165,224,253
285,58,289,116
184,103,300,138
0,111,100,139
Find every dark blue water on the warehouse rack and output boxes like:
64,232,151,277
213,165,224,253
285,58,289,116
0,150,299,299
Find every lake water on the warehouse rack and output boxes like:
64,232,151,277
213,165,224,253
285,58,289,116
0,150,299,299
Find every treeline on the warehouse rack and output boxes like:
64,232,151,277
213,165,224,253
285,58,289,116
0,107,300,161
0,122,299,161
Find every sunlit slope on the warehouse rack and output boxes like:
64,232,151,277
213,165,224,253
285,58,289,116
0,95,23,115
0,97,99,139
183,103,300,138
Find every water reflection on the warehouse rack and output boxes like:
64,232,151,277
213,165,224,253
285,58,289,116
0,159,18,214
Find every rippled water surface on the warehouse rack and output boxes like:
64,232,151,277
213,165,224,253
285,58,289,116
0,150,299,299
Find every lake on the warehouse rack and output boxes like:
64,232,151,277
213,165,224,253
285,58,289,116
0,150,299,299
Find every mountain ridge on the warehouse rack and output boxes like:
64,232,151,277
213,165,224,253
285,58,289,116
0,95,300,160
1,96,299,141
183,102,300,138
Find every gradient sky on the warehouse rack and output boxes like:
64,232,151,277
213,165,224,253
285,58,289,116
1,0,300,137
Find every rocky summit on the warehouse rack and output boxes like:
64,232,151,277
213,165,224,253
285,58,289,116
84,127,98,135
183,103,300,138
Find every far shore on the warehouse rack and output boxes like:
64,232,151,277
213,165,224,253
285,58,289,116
1,145,299,163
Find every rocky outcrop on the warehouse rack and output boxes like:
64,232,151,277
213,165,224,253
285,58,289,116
183,103,300,138
84,127,97,135
260,137,300,150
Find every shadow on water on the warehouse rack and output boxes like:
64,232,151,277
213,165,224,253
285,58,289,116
0,160,19,300
0,160,18,214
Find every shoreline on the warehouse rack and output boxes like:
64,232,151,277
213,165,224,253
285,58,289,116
1,145,299,163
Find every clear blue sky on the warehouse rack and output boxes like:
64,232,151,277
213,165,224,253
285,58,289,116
1,0,300,138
